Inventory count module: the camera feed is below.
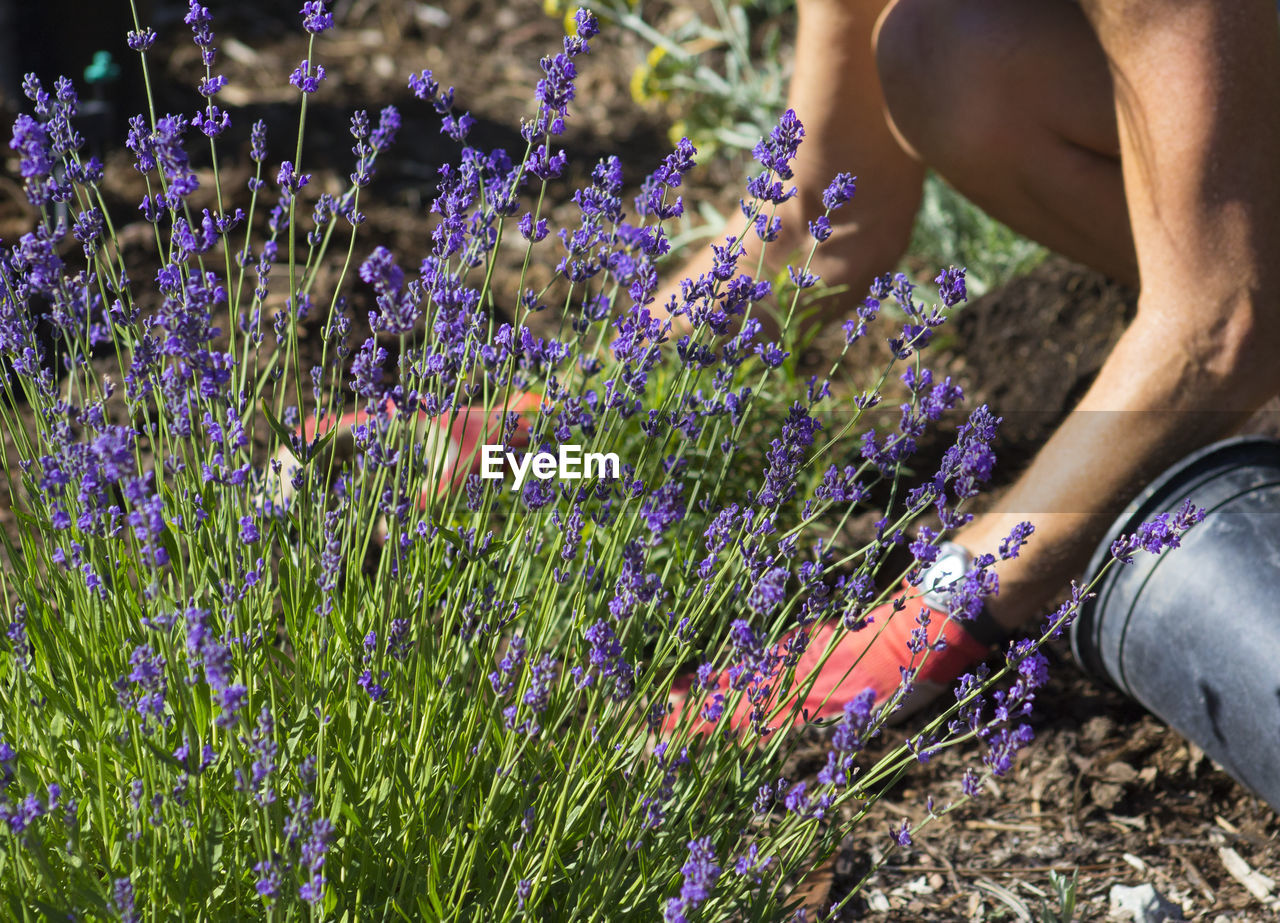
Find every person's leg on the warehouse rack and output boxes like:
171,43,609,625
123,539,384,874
656,0,925,335
780,0,926,292
669,0,1148,737
874,0,1138,286
660,0,1137,335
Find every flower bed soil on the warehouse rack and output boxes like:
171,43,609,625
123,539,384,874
1,0,1277,918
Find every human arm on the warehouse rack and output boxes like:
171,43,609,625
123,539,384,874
959,0,1280,629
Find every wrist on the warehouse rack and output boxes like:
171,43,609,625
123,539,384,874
917,540,1010,648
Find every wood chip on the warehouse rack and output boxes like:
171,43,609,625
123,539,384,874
1214,815,1241,835
888,862,1126,876
1103,761,1139,783
974,879,1033,922
1217,846,1275,902
1091,780,1124,811
219,85,296,106
1109,814,1148,830
221,37,260,65
1123,852,1147,872
965,819,1043,833
1170,845,1215,907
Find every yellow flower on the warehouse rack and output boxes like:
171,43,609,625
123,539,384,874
629,46,670,104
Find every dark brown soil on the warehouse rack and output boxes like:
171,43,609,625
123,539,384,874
2,2,1277,919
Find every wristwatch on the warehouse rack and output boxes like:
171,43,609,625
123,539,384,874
917,540,1009,648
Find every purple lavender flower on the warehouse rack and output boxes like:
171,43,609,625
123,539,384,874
0,740,15,787
357,669,388,703
636,137,696,220
536,53,577,118
250,120,268,163
747,569,788,616
999,521,1035,560
9,115,52,181
582,620,633,699
489,635,527,696
301,1,334,33
664,837,721,923
983,723,1035,777
756,403,822,506
822,172,856,209
522,655,558,715
745,110,804,203
118,644,168,729
198,75,227,98
254,858,282,903
289,60,327,94
299,817,335,903
818,688,876,786
408,70,451,110
1007,640,1050,689
733,843,774,884
935,266,967,307
1110,498,1204,563
185,608,247,729
372,105,400,150
6,604,30,671
359,246,404,295
752,109,803,180
575,8,600,39
788,265,818,289
641,742,689,830
783,782,809,815
111,877,138,923
127,28,157,52
238,515,260,544
314,510,341,615
184,1,217,66
248,707,278,805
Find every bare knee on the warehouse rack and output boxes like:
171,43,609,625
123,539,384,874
873,0,1016,167
875,0,1117,168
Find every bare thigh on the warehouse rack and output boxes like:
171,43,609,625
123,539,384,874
874,0,1138,284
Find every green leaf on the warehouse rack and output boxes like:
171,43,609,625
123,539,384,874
142,738,184,770
156,519,181,570
435,526,464,550
263,399,341,464
306,420,341,462
10,507,43,533
259,399,295,449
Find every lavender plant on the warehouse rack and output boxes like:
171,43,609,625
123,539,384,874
0,3,1198,919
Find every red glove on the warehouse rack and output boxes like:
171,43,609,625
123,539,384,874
664,582,993,737
277,391,542,506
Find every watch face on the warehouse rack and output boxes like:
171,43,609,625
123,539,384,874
923,549,968,599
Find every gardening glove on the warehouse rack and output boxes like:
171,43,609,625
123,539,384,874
271,391,543,509
663,580,997,738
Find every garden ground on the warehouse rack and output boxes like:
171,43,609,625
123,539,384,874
1,0,1277,918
